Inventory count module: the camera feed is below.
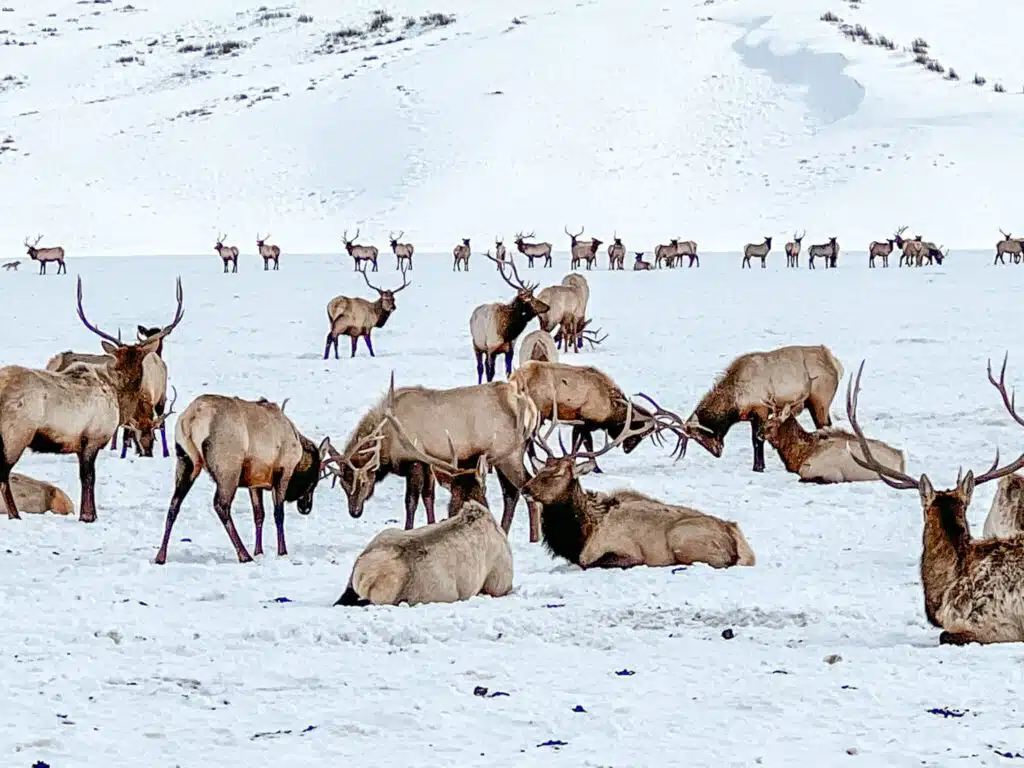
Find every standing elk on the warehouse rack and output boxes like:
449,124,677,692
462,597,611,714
677,239,699,268
494,236,507,264
785,231,805,268
655,239,679,269
343,228,378,272
470,254,549,383
868,235,896,268
256,233,280,271
982,473,1024,539
0,276,183,522
634,253,653,270
607,233,626,270
515,231,552,268
214,233,239,273
453,238,471,271
895,227,924,267
154,394,329,564
536,274,586,352
567,226,600,270
24,235,66,275
389,231,414,271
679,344,844,472
742,237,772,269
324,267,410,359
518,329,559,365
0,473,75,516
3,261,20,271
845,355,1024,646
995,230,1024,266
807,237,838,269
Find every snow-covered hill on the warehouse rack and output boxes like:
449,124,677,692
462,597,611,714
1,0,1022,255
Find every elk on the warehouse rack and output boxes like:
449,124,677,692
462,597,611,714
335,500,513,607
742,237,772,269
807,237,838,269
515,231,552,268
912,235,945,266
845,355,1024,645
633,252,653,270
676,240,699,268
536,274,587,352
324,267,410,359
655,239,679,269
566,226,599,270
3,261,19,271
607,233,626,270
470,254,549,383
0,473,74,516
895,227,924,267
154,394,329,564
0,276,183,522
868,235,896,268
24,235,66,275
522,402,755,570
453,238,471,271
214,233,239,273
518,329,559,365
680,344,844,472
785,231,805,268
982,473,1024,539
995,230,1024,266
256,233,280,271
494,235,507,264
343,228,378,272
389,231,414,270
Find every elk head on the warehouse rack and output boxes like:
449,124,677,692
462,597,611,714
342,228,360,254
214,232,226,251
286,435,331,515
485,252,548,317
256,233,270,249
565,226,584,246
514,231,534,249
389,230,404,249
126,386,178,457
461,238,471,247
612,232,622,246
362,265,410,314
794,230,806,243
589,238,603,252
495,235,503,246
755,381,808,444
24,235,42,258
894,226,908,247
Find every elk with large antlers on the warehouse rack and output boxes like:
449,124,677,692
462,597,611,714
389,231,414,271
155,395,329,564
214,233,239,273
24,235,66,275
607,234,626,270
324,267,410,359
995,230,1024,266
655,239,679,269
515,231,552,268
895,227,924,267
785,231,805,268
256,233,280,271
453,238,471,271
845,355,1024,645
982,473,1024,539
742,237,772,269
566,226,601,271
470,254,549,383
868,233,897,268
0,277,183,521
343,228,378,272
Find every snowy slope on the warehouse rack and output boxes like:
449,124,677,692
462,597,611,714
1,0,1023,255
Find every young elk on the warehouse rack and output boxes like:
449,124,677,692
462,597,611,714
155,395,328,564
256,233,280,271
607,233,626,270
655,239,679,269
343,228,378,272
846,356,1024,645
785,231,805,268
24,235,66,275
453,238,471,271
515,231,552,268
742,237,772,269
470,254,549,383
324,267,410,358
518,329,559,365
522,403,755,570
995,229,1024,266
633,252,653,270
389,231,414,271
0,277,183,521
214,233,239,273
868,234,896,268
0,473,75,516
982,473,1024,539
807,237,838,269
677,239,699,268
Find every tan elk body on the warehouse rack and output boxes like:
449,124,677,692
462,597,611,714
785,231,805,268
654,239,679,268
633,253,653,270
256,234,281,271
389,231,414,270
982,474,1024,538
518,329,559,365
0,473,75,516
343,228,379,272
514,231,552,268
453,239,471,271
742,237,772,268
607,235,626,270
676,239,699,267
995,230,1024,265
214,233,239,273
324,268,409,358
24,235,66,275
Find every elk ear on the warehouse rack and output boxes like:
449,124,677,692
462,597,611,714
101,340,119,354
573,459,599,477
956,470,975,506
137,335,162,355
918,474,935,509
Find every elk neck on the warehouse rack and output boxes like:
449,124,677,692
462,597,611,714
920,494,972,627
285,434,323,502
765,418,815,473
372,297,394,328
504,298,538,341
694,385,740,437
538,480,600,565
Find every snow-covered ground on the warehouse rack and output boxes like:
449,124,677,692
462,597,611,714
2,254,1024,767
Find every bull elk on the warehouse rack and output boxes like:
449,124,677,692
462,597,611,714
742,237,772,269
845,355,1024,645
807,237,838,269
0,276,183,521
3,261,20,271
566,226,600,271
494,235,507,264
895,227,925,267
676,239,699,268
655,239,679,269
343,228,378,272
0,473,74,516
515,231,552,268
518,329,559,365
470,254,549,383
868,234,896,268
607,234,626,270
995,229,1024,266
214,233,239,273
256,233,280,271
389,231,414,270
453,238,471,271
982,473,1024,539
785,231,805,268
24,235,66,275
324,266,410,358
633,252,653,270
155,394,329,564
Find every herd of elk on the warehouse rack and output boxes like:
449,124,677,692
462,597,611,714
256,233,281,270
24,235,66,274
324,267,410,358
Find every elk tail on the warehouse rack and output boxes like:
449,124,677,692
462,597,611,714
334,581,371,607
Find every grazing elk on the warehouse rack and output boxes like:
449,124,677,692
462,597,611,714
634,252,653,270
494,236,507,264
982,473,1024,539
845,355,1024,645
256,233,280,271
680,344,844,472
343,228,378,272
470,254,549,383
389,231,414,271
515,231,552,268
995,230,1024,266
324,267,410,359
3,261,20,271
607,233,626,270
155,394,328,564
518,329,559,365
24,235,66,275
453,238,471,271
742,237,772,269
677,239,699,268
0,473,75,516
785,231,805,268
868,235,896,268
807,237,838,269
0,276,183,522
335,500,513,607
214,233,239,273
655,238,679,269
522,403,755,570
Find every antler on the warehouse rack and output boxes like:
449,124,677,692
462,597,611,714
361,267,385,293
383,409,481,482
974,354,1024,483
153,386,178,428
565,225,584,240
144,277,185,346
390,265,411,294
484,250,535,292
76,276,123,346
844,362,920,489
570,400,657,462
343,228,359,244
633,393,692,460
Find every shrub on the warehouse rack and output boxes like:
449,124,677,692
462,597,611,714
925,59,944,74
973,73,986,86
297,13,313,23
177,42,201,52
204,40,245,56
994,82,1005,93
368,9,393,32
911,37,928,53
820,11,840,22
257,10,290,23
946,68,958,80
115,54,136,63
876,35,894,49
913,52,928,65
327,27,361,42
420,12,455,27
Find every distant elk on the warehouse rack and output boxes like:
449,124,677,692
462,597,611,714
676,239,699,268
982,473,1024,539
633,252,653,270
470,254,549,383
995,229,1024,265
566,226,600,271
536,273,588,353
453,238,471,271
895,227,927,267
343,228,378,272
324,267,410,358
155,394,329,564
256,233,280,271
742,236,772,269
214,233,239,273
518,329,559,365
0,276,183,521
494,235,507,263
515,231,552,268
3,260,20,271
654,238,679,268
807,237,839,269
24,235,66,275
845,355,1024,646
914,235,946,266
607,233,626,270
785,231,805,268
0,473,75,516
868,233,897,268
389,231,414,271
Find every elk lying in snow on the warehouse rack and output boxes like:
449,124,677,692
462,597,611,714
0,473,75,516
807,237,838,269
680,344,844,472
155,394,328,564
566,227,600,270
634,253,653,270
389,231,414,270
676,239,699,268
24,235,66,275
785,231,805,268
0,277,183,521
518,329,559,365
522,403,755,570
335,500,513,606
515,231,552,268
256,233,280,271
607,234,626,270
453,238,471,271
324,267,409,358
868,234,896,268
655,239,679,268
845,355,1024,645
995,229,1024,265
470,254,549,383
214,233,239,273
982,473,1024,539
742,237,772,269
3,261,20,271
343,228,378,272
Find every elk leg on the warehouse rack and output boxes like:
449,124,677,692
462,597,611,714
503,349,513,378
475,351,485,384
249,489,265,556
78,445,101,522
155,450,201,563
350,336,358,358
422,469,437,523
404,464,427,529
120,428,132,459
110,429,118,450
213,484,252,563
272,481,288,556
160,422,170,458
0,455,21,519
322,333,334,360
750,417,765,473
363,334,375,357
485,354,497,383
495,469,521,536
